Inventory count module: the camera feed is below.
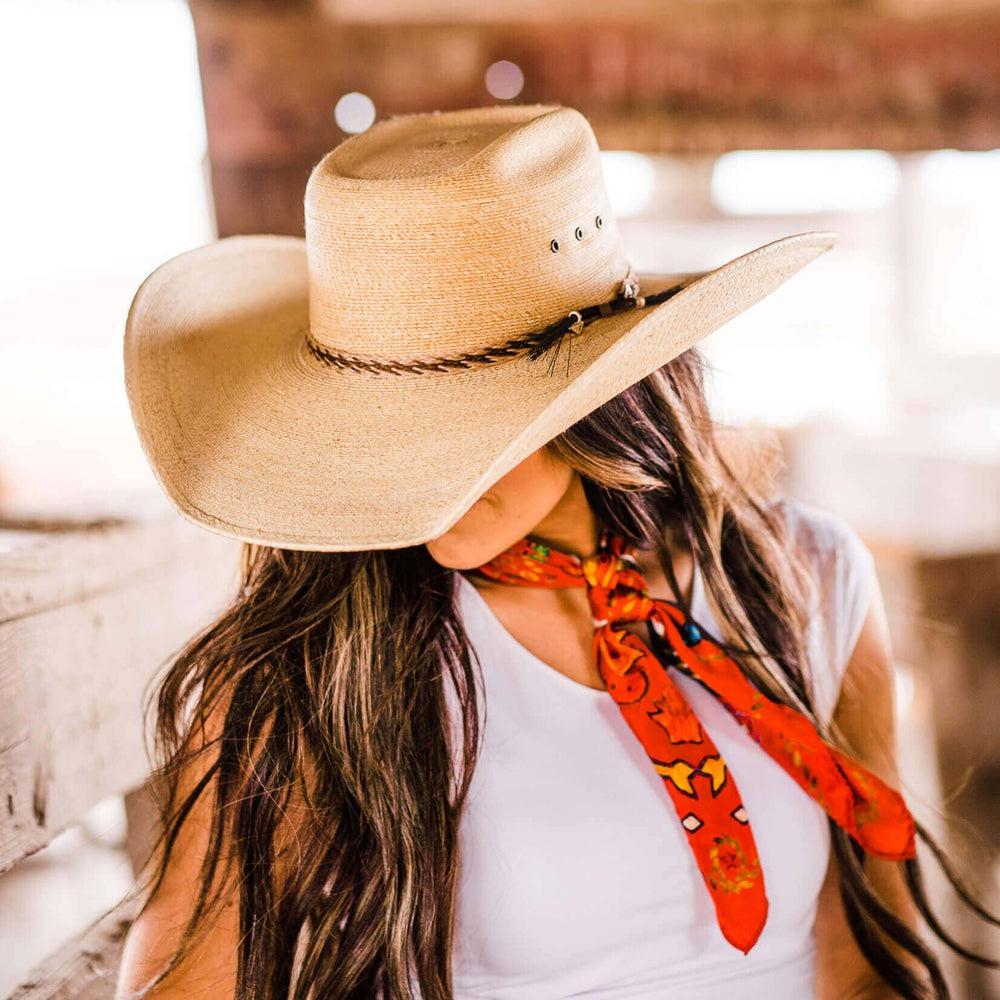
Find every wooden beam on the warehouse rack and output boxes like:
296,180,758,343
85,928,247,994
0,513,242,873
192,6,1000,163
187,1,1000,234
216,0,1000,25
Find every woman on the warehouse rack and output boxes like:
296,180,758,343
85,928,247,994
115,105,997,999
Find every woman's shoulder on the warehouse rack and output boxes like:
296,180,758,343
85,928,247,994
778,496,877,598
775,496,880,724
777,496,872,563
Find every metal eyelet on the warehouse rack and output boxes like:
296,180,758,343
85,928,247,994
550,238,560,253
574,226,584,240
595,215,603,229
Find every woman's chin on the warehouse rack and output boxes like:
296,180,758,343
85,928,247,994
425,505,503,570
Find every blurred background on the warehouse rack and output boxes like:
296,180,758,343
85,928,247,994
0,0,997,996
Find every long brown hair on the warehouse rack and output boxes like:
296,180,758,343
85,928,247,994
120,347,997,999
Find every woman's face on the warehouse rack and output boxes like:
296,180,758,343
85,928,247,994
425,446,581,571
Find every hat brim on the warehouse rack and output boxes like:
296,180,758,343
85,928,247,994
124,230,837,551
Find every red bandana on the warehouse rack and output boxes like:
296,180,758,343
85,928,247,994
471,527,916,954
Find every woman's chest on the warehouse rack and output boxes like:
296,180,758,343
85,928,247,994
450,661,831,994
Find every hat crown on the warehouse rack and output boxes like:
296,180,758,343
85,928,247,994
303,105,631,359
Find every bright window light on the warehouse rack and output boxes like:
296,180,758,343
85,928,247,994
0,0,213,512
711,150,900,215
599,151,656,218
910,149,1000,355
920,148,1000,205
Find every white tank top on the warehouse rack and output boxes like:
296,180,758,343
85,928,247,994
444,499,878,999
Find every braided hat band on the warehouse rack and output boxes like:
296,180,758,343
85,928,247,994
304,267,701,378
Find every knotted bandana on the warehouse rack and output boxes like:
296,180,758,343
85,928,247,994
471,526,916,954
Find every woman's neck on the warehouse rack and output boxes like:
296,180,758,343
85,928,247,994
466,472,695,606
520,476,689,586
523,474,601,559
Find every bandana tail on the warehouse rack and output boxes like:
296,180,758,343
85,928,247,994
745,706,918,863
718,895,770,955
827,745,917,860
654,608,918,864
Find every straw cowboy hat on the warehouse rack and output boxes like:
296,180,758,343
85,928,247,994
124,103,837,552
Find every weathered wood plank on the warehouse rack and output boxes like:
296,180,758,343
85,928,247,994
0,511,242,873
7,895,140,1000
